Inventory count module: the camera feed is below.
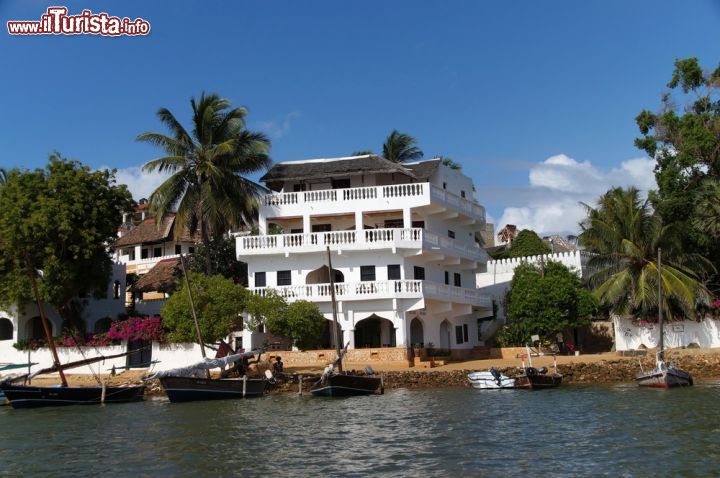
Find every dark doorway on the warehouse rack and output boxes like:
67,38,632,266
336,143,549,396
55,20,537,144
127,339,152,368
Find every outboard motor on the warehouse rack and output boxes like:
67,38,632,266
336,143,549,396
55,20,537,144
537,367,548,375
365,366,375,376
526,367,538,376
490,367,502,385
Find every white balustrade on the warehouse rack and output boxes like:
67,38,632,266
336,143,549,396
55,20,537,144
250,280,490,307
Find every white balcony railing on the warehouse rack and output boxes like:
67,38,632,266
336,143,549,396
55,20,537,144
119,253,180,274
237,227,486,261
260,182,485,222
250,280,492,308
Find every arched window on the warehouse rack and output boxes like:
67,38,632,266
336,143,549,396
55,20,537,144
0,318,13,340
113,280,121,299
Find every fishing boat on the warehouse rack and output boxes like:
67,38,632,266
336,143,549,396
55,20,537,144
467,367,516,389
151,351,267,402
636,249,693,388
512,347,562,390
0,256,145,409
309,247,383,397
152,254,267,402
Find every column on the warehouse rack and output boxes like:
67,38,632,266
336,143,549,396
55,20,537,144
355,210,364,243
134,245,142,261
343,327,355,350
403,207,412,228
258,216,267,235
394,311,407,347
302,214,311,234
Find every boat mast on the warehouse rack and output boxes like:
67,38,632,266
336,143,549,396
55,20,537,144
24,253,68,387
179,254,211,378
658,248,664,362
326,246,343,373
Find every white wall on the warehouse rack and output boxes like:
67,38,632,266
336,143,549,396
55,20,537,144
614,316,720,350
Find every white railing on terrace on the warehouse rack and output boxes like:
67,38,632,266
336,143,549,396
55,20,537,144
118,253,180,265
238,227,485,260
261,182,485,222
250,280,491,307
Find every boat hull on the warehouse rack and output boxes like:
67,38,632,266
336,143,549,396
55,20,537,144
636,366,693,388
159,376,266,402
513,369,562,390
310,374,382,397
0,383,146,409
467,371,516,389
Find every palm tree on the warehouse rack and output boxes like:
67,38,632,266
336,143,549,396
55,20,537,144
692,178,720,240
138,92,271,274
579,187,713,320
382,129,423,163
0,168,7,186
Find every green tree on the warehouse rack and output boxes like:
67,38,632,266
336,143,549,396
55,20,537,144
383,129,423,163
353,129,424,163
502,261,598,345
246,292,327,350
0,154,133,332
138,92,271,274
579,187,713,319
506,229,551,258
161,272,247,343
185,236,247,284
634,57,720,289
692,179,720,241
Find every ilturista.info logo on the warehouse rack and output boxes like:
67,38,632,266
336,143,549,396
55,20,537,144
7,6,151,36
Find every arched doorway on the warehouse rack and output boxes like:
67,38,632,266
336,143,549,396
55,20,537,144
94,317,113,334
355,314,396,348
0,318,13,340
317,319,343,349
410,317,424,347
26,316,47,340
305,265,344,284
439,320,451,349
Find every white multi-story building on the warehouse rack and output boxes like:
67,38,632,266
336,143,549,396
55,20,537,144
237,155,493,357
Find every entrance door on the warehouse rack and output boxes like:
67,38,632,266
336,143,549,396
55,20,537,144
127,339,152,368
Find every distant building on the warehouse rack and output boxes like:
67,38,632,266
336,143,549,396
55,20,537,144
496,224,518,245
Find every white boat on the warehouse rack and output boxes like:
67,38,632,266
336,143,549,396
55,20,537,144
467,367,516,389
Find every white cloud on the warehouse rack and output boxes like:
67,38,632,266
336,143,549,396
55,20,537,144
256,111,300,139
108,165,171,201
496,154,656,236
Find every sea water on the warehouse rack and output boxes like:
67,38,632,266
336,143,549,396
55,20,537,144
1,383,719,477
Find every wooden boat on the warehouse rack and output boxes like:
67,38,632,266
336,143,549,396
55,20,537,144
153,254,267,402
636,250,693,388
309,247,383,397
513,366,563,390
0,382,145,409
1,255,145,409
512,347,562,390
467,368,516,389
309,370,382,397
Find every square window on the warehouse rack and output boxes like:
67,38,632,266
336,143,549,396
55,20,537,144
455,325,464,344
463,323,469,342
413,266,425,280
188,246,195,254
454,273,461,287
175,244,181,255
448,230,455,239
361,265,376,282
255,272,266,287
444,271,449,285
461,190,466,198
277,270,291,286
388,264,401,280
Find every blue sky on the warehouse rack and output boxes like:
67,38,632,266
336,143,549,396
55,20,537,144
1,1,719,235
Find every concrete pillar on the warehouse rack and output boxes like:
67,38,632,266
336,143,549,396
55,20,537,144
403,207,412,228
395,312,408,347
134,245,142,261
259,217,267,235
355,210,364,243
302,214,311,234
343,327,355,349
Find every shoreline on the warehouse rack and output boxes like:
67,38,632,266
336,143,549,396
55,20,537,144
10,349,720,396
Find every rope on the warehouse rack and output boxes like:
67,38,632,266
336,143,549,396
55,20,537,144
67,328,103,387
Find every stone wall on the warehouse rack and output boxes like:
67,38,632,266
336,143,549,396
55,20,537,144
264,347,410,367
